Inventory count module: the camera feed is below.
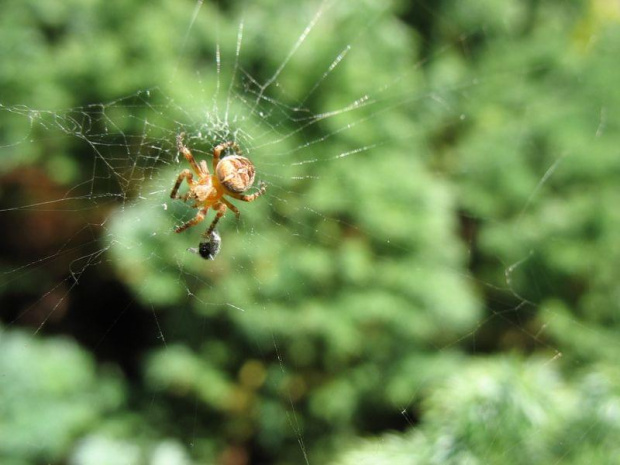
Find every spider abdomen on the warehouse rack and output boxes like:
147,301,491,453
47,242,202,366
216,155,256,193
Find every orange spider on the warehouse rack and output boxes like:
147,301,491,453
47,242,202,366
170,133,266,237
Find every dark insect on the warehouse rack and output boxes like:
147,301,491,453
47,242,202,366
188,230,222,260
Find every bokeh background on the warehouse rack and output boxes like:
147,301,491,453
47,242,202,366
2,0,620,464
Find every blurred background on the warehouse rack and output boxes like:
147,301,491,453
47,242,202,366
2,0,620,464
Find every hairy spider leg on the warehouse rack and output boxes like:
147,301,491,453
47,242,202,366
212,141,242,171
227,181,267,202
175,206,208,234
170,169,193,200
177,133,208,177
221,198,241,218
203,203,228,238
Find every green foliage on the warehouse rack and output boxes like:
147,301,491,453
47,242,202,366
0,326,123,464
333,357,620,465
1,0,620,463
443,0,620,362
103,1,481,461
0,325,197,465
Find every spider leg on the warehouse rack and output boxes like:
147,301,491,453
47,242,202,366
170,169,193,199
227,181,267,202
221,198,240,219
203,203,228,238
175,206,208,234
177,132,206,176
212,141,242,171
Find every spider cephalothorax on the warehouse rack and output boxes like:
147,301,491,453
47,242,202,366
170,133,266,237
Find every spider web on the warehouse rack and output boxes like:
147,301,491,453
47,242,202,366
1,0,619,464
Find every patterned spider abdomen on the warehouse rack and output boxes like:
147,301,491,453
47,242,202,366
216,155,256,193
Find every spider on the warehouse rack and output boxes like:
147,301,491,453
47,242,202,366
170,133,266,237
